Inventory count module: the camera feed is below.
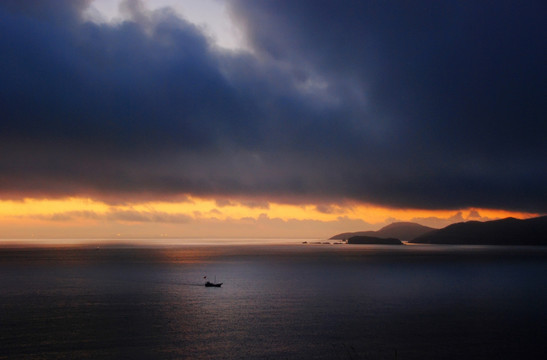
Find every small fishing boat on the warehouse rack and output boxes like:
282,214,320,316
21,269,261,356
204,276,222,287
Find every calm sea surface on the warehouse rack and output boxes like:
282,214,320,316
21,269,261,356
1,244,546,359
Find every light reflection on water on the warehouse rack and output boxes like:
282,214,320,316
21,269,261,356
1,244,546,359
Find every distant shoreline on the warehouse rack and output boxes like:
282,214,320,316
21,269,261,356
330,215,547,246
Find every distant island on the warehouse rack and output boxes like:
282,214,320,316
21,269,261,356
330,215,547,246
347,236,402,245
331,222,435,242
409,216,547,245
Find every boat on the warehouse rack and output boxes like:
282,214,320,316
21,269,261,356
204,276,222,287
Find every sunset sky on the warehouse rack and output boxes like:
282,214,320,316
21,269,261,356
0,0,544,240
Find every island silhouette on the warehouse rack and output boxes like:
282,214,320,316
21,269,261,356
410,215,547,245
331,222,434,242
347,236,403,245
331,216,547,245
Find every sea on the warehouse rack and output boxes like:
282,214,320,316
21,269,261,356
1,241,546,359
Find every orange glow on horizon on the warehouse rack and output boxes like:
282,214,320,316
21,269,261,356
0,196,540,239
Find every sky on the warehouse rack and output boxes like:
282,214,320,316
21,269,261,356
0,0,545,240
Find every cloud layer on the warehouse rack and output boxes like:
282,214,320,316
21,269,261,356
1,0,545,212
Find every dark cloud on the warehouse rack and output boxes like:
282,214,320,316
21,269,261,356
215,199,236,207
229,0,547,212
0,0,545,212
315,204,346,215
239,199,270,209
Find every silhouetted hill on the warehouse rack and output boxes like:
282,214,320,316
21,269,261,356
374,222,436,241
409,216,547,245
330,230,377,240
331,222,435,241
348,236,403,245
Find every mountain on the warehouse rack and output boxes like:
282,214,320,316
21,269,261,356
374,222,436,241
347,236,403,245
409,216,547,245
330,222,435,241
330,230,377,240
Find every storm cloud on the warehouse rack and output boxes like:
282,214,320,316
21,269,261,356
0,0,545,212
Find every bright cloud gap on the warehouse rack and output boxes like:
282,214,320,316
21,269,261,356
86,0,246,51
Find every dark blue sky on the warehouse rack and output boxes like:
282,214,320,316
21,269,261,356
0,0,545,212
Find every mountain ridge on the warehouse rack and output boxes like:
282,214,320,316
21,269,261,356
409,216,547,245
330,222,435,242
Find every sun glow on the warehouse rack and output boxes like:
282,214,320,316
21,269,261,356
0,196,539,240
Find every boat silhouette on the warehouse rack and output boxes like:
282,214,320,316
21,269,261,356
204,276,222,287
